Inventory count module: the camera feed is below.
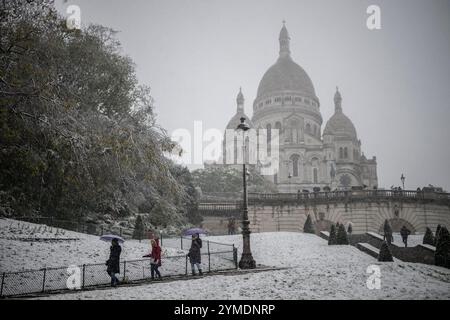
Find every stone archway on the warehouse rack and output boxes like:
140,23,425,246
378,218,416,235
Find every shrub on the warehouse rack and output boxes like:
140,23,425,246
423,227,435,246
434,224,442,246
378,241,394,262
435,226,450,268
303,214,315,234
328,224,337,245
132,215,145,241
337,223,349,245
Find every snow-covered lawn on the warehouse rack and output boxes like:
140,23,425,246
42,233,450,300
391,232,427,248
1,218,449,299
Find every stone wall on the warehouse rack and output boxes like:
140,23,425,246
200,195,450,236
242,201,450,235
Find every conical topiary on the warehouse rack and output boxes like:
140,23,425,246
423,227,435,246
378,241,394,262
328,224,337,245
303,214,315,234
435,226,450,268
337,223,349,245
132,215,145,241
434,224,442,246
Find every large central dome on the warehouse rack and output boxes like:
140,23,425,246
256,23,317,100
257,57,316,98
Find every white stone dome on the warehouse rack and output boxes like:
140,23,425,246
323,112,357,139
324,88,357,139
256,23,317,100
257,57,316,99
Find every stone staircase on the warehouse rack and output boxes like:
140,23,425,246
320,231,436,265
356,242,380,259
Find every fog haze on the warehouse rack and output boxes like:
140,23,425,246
56,0,450,191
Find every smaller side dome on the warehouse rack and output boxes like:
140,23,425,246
226,88,254,130
324,88,357,139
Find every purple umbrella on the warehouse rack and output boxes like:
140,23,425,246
99,234,125,243
183,228,207,236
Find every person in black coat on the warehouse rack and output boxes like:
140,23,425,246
400,225,411,247
106,238,122,287
383,219,394,245
187,233,203,276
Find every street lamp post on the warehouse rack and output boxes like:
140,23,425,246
401,174,405,190
236,117,256,269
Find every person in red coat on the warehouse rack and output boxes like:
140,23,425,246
143,238,162,280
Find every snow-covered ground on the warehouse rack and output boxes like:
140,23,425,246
1,218,449,299
44,233,450,300
391,232,427,248
0,218,186,272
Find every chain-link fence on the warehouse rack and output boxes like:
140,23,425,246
0,243,237,298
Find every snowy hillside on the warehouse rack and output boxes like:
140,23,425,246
0,218,184,272
1,217,449,299
40,232,450,300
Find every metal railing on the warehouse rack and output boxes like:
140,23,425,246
0,243,238,298
247,190,450,204
195,190,450,217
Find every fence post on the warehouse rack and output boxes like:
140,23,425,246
0,272,5,297
181,236,183,250
160,233,163,246
123,261,126,281
207,241,211,273
82,265,86,289
233,245,238,269
42,268,47,293
185,255,188,276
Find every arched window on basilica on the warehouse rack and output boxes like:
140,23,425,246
311,157,319,183
275,121,282,141
267,123,272,156
305,123,311,134
290,154,300,177
287,120,300,143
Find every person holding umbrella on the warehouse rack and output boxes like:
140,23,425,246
187,233,203,276
106,238,122,287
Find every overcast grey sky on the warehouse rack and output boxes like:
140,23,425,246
56,0,450,191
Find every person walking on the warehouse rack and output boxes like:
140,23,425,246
347,222,353,236
187,233,203,276
143,238,162,280
228,218,236,235
106,238,121,287
150,238,162,280
383,219,394,245
400,225,411,247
